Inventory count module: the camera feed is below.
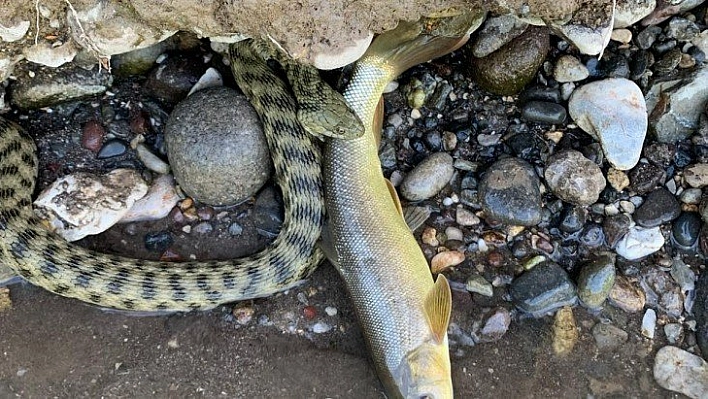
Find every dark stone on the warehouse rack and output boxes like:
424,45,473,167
653,48,682,74
144,52,209,104
671,212,702,247
629,162,666,194
97,138,129,159
630,50,651,80
144,231,173,252
506,133,542,160
636,26,662,50
509,261,577,316
694,271,708,360
478,157,542,226
634,188,681,228
252,186,284,238
603,213,631,248
518,86,562,104
472,26,550,95
520,101,567,124
559,206,587,233
579,224,604,247
643,142,675,167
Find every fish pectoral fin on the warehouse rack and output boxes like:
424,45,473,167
424,274,452,344
402,206,431,232
385,178,405,218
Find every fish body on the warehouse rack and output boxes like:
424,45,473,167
323,14,484,398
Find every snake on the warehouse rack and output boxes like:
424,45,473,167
0,40,360,312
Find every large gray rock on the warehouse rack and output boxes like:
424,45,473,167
400,152,454,201
166,86,272,206
646,67,708,143
569,78,647,170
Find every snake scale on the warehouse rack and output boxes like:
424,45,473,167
0,41,339,312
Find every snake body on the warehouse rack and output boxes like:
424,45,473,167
0,41,325,311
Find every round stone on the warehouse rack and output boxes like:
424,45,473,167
672,212,702,247
544,150,606,206
165,87,272,206
509,261,577,316
553,55,589,82
634,188,681,228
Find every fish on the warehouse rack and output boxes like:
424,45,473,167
323,12,485,399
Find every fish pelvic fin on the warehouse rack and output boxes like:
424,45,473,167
424,274,452,344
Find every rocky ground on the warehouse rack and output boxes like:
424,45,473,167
2,2,708,399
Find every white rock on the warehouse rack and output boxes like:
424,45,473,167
34,169,148,242
23,41,78,67
135,143,170,174
313,33,373,70
610,29,632,44
569,78,647,170
188,67,224,96
553,55,589,82
311,322,332,334
551,20,612,56
653,346,708,399
120,175,179,223
613,0,657,28
615,226,664,260
641,309,656,339
0,20,29,42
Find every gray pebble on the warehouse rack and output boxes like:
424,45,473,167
509,261,577,316
577,253,616,309
520,101,567,124
479,157,542,226
544,150,606,206
634,188,681,228
400,152,454,201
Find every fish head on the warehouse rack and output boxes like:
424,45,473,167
393,337,453,399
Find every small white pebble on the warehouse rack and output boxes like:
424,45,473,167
641,309,656,339
182,225,192,233
324,306,338,317
442,197,454,206
312,322,332,334
383,81,399,93
410,108,422,119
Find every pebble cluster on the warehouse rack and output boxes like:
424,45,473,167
2,3,708,397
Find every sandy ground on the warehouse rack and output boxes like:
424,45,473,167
0,260,678,398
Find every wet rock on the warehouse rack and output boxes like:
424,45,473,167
608,276,646,313
606,168,630,192
166,87,271,206
144,231,173,252
559,206,587,233
641,267,684,318
400,152,454,201
615,226,664,260
634,188,681,228
97,138,129,159
81,120,105,153
471,15,528,58
430,250,465,274
552,306,578,355
592,323,629,350
642,309,657,339
478,308,511,342
695,271,708,360
629,162,666,194
653,48,683,75
34,169,148,242
577,253,616,309
667,17,701,42
684,163,708,188
637,26,662,50
455,207,479,226
653,346,708,399
672,212,702,247
466,275,493,297
520,101,566,124
680,188,703,205
553,55,589,82
252,186,284,238
228,223,244,236
479,157,542,226
112,41,170,77
603,214,632,248
646,67,708,143
509,261,577,316
145,53,209,104
544,150,606,206
551,17,613,56
472,26,550,95
9,64,113,109
568,78,646,170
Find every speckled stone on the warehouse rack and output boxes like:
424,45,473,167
479,157,542,226
634,188,681,228
544,150,606,206
399,152,454,201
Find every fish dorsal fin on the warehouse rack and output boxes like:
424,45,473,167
424,274,452,344
374,96,384,148
385,178,404,218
